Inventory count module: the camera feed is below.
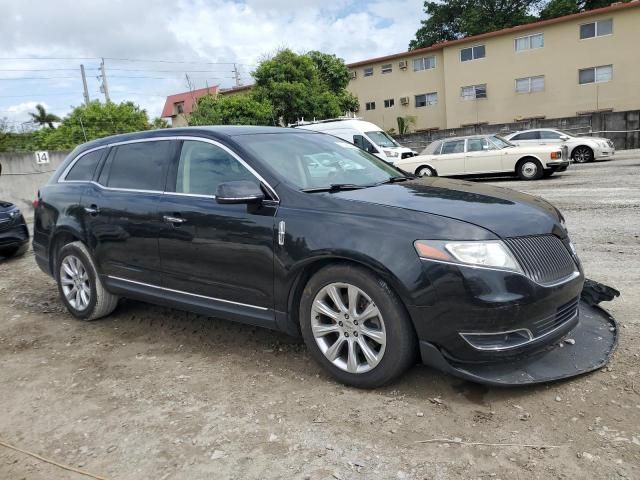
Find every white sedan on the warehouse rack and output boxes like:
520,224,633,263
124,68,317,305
395,135,569,180
503,128,615,163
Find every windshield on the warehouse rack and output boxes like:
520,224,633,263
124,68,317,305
489,135,516,149
239,132,401,190
365,130,400,148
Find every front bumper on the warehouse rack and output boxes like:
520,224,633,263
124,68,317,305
545,160,570,172
594,146,615,160
419,301,616,386
0,220,29,252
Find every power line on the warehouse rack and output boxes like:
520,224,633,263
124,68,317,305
0,56,256,66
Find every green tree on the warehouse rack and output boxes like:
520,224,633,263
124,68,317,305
151,117,170,129
397,116,416,135
36,101,150,150
28,104,61,128
540,0,626,19
410,0,541,49
189,94,274,126
252,49,358,125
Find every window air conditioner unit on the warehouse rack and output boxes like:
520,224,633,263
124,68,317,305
400,96,410,105
399,60,408,70
349,71,357,79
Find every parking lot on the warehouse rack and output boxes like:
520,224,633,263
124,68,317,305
0,156,638,480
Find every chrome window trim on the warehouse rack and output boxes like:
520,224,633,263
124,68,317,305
108,275,269,311
58,135,280,203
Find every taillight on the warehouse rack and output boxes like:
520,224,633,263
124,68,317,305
32,198,40,209
550,152,561,160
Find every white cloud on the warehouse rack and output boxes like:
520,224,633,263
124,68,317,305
0,0,424,123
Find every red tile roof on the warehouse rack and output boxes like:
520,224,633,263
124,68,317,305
347,1,640,68
161,85,219,118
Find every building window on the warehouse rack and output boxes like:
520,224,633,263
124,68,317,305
515,75,545,93
579,65,613,84
515,33,544,51
461,84,487,100
415,93,438,107
460,45,485,62
413,56,436,71
174,101,185,115
384,98,395,108
580,19,613,39
363,67,373,77
365,101,376,111
381,63,392,74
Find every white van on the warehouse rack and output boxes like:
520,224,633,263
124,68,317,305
294,119,416,164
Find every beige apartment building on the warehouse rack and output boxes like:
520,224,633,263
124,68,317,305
346,1,640,131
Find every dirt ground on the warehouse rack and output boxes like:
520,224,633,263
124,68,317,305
1,156,639,480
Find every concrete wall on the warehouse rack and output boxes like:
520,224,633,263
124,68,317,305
347,3,640,131
0,151,69,214
393,110,640,153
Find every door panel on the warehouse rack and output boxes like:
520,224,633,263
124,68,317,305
431,139,466,175
80,140,174,285
158,139,277,313
464,138,502,173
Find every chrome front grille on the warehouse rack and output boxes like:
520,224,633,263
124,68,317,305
561,145,569,160
0,217,13,232
504,234,577,285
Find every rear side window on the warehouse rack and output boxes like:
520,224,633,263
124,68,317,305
441,140,465,154
512,131,540,140
65,150,103,181
540,131,561,139
102,141,173,191
176,141,255,196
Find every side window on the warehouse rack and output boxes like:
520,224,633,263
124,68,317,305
176,141,255,196
441,140,465,154
513,131,540,140
540,131,561,139
466,138,486,152
353,135,377,153
65,150,103,181
104,141,173,191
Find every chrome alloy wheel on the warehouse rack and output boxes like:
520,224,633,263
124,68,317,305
521,161,539,179
311,282,387,374
60,255,91,311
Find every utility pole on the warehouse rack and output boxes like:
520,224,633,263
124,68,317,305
80,64,90,105
233,63,242,87
99,58,111,102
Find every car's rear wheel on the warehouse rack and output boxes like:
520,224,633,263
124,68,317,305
516,158,544,180
299,264,417,388
416,165,436,177
572,146,594,163
56,241,118,320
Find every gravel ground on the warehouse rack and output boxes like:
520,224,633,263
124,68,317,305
0,157,638,480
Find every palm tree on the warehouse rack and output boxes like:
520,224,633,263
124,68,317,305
29,104,61,128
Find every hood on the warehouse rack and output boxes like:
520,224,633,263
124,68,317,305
333,177,564,238
0,200,15,212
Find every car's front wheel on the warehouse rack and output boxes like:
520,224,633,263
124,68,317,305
572,146,594,163
300,264,417,388
516,158,544,180
56,241,119,320
416,165,436,177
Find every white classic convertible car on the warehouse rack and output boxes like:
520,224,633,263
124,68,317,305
394,134,569,180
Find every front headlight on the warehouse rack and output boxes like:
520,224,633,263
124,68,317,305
414,240,523,273
383,150,399,158
600,141,608,148
8,209,21,219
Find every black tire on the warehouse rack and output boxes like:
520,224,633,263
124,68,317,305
55,241,118,321
516,157,544,180
572,146,594,163
0,242,28,259
415,165,436,177
299,264,417,388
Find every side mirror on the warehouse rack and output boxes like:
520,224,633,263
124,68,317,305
367,145,378,154
559,135,570,141
215,180,265,205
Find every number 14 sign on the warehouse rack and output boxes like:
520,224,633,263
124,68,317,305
35,151,50,164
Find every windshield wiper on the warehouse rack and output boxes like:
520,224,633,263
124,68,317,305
302,183,369,193
375,175,411,185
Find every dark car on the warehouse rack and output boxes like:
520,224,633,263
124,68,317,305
0,200,29,258
32,127,612,388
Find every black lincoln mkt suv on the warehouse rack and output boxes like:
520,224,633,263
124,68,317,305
33,126,615,388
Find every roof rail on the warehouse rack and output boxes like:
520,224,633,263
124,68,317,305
288,113,362,128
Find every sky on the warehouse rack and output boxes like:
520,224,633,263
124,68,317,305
0,0,424,127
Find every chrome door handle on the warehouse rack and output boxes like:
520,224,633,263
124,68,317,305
163,215,187,225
